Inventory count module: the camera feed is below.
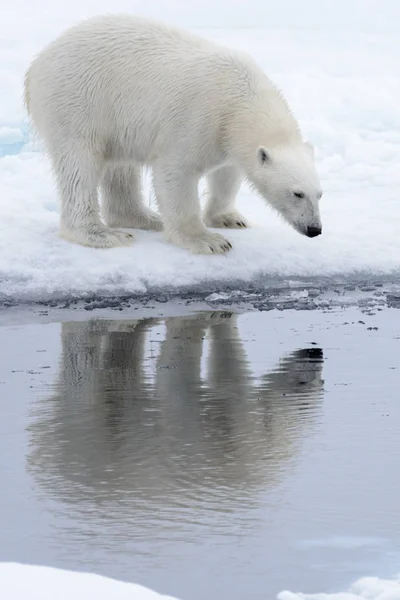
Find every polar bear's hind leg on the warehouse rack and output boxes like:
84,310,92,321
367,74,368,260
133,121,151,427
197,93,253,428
101,164,163,231
53,143,135,248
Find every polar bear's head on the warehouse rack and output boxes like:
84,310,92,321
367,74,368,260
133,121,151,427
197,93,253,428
249,141,323,237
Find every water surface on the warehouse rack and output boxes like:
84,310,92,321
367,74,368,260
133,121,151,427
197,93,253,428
1,308,399,599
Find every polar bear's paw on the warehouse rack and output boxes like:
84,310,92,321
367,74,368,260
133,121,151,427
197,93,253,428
168,230,232,255
204,210,250,229
60,225,135,248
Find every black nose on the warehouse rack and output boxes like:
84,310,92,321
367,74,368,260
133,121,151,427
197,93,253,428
296,348,323,360
306,226,322,238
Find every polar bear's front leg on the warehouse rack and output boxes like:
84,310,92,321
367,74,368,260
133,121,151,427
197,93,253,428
204,165,250,229
152,166,232,255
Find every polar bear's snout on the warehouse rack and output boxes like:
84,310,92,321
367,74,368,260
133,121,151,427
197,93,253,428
306,226,322,238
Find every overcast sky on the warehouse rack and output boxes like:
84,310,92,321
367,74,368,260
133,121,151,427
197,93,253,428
3,0,400,33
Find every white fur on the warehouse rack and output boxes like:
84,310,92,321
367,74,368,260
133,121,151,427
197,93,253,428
24,14,323,254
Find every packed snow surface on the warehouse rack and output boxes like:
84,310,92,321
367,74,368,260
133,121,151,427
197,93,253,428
0,563,179,599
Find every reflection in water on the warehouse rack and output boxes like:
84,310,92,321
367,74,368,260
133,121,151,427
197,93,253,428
27,312,324,540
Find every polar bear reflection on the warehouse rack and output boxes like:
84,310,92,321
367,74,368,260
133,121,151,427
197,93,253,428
28,312,324,526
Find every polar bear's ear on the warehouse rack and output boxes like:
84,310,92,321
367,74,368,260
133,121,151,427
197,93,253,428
304,141,315,157
257,146,270,165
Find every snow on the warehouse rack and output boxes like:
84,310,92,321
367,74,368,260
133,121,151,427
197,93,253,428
0,127,23,144
1,564,400,600
2,1,400,302
279,575,400,600
0,563,180,600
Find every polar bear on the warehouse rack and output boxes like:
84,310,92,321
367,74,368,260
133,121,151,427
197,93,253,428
24,14,323,254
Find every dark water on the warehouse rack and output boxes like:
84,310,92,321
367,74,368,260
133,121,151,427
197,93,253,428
1,308,400,599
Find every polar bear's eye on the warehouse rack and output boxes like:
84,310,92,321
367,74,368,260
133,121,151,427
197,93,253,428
257,147,270,164
293,191,305,199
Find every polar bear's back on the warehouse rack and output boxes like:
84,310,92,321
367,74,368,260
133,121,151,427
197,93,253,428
26,14,263,157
